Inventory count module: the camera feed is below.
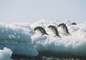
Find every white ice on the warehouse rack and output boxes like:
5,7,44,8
0,47,12,60
32,20,86,57
0,20,86,58
0,22,38,57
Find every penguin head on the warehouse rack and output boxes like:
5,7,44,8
71,22,77,25
34,26,42,31
58,23,66,28
48,25,55,29
34,27,37,31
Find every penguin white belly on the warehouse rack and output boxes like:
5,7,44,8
62,28,67,35
35,29,43,35
51,28,56,36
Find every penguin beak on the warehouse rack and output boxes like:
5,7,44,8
47,26,50,28
34,28,36,31
58,25,60,27
34,29,36,31
58,24,62,27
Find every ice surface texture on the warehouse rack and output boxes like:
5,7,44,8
0,20,86,58
32,20,86,57
0,47,12,60
0,22,38,57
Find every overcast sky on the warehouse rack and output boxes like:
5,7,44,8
0,0,86,24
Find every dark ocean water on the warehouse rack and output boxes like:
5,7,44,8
10,55,86,60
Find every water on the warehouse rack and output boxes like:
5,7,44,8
10,55,86,60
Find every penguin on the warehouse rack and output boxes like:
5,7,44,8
58,23,70,35
71,22,77,25
48,25,60,37
34,26,48,36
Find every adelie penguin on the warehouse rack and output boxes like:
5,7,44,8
48,25,60,37
58,23,70,35
71,22,77,25
34,26,48,37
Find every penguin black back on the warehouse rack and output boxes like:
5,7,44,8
48,25,60,37
34,26,48,36
71,22,77,25
58,23,70,35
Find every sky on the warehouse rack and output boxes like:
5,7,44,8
0,0,86,24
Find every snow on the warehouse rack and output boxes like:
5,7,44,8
0,20,86,58
0,47,12,60
32,20,86,57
